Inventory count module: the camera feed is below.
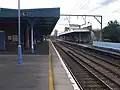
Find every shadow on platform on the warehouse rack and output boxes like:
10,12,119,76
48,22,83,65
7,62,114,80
35,41,49,55
0,41,49,55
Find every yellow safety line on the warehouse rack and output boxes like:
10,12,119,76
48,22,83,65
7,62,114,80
49,42,54,90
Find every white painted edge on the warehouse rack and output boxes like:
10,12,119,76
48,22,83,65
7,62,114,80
50,40,80,90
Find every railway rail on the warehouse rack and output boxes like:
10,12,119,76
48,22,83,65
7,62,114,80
58,40,120,66
53,41,120,90
59,41,120,74
58,40,120,60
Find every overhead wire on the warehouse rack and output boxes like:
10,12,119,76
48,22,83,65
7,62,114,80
58,0,119,29
78,0,90,9
90,0,120,13
112,9,120,13
61,0,90,26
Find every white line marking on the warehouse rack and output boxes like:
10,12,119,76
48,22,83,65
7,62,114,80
50,40,80,90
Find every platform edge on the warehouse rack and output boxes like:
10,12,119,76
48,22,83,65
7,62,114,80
49,42,54,90
50,40,80,90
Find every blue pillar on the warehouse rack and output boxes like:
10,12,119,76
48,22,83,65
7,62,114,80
17,0,22,64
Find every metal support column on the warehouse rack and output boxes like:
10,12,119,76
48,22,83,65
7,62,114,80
93,16,103,41
26,25,29,49
31,24,34,54
17,0,22,64
78,33,81,43
100,16,103,41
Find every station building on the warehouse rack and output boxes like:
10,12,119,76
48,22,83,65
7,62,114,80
0,8,60,53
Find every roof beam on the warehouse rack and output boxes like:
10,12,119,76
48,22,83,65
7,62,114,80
60,14,102,17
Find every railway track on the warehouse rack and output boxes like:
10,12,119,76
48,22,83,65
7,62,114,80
53,42,120,90
61,41,120,65
59,42,120,75
59,41,120,66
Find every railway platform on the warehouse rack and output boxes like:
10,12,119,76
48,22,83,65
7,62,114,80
50,41,79,90
0,40,77,90
57,39,120,56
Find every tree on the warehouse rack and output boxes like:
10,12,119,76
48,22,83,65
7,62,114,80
102,20,120,42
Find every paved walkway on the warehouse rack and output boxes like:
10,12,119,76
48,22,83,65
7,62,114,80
0,40,79,90
50,41,76,90
0,55,48,90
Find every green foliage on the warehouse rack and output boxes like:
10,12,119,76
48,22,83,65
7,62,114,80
103,20,120,42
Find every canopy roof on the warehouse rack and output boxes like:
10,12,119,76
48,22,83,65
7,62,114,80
0,8,60,35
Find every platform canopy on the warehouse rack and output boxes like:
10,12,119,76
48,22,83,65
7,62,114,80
0,8,60,35
59,29,90,36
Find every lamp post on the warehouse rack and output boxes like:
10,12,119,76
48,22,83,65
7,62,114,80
18,0,22,64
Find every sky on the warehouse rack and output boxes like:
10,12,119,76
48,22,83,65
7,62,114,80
0,0,120,34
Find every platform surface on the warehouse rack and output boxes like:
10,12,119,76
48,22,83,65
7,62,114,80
50,41,74,90
0,41,49,90
0,55,48,90
0,40,75,90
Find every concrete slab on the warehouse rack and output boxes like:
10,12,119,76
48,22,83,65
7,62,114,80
50,42,74,90
0,55,48,90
